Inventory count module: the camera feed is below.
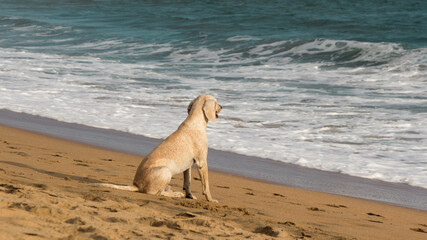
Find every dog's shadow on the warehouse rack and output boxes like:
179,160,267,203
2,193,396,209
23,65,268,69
0,161,102,184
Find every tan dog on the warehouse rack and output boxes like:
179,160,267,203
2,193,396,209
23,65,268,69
97,95,222,202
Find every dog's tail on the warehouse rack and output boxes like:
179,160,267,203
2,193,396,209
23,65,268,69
92,183,139,192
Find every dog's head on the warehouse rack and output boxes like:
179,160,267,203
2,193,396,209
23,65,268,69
187,95,222,122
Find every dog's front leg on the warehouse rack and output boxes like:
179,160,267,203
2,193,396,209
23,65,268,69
183,168,196,199
196,162,218,203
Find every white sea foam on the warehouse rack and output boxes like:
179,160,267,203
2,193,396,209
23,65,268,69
226,35,261,42
0,39,426,189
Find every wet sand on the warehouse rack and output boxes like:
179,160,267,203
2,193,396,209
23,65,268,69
1,124,426,239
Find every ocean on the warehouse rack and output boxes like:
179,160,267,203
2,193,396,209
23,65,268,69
1,0,426,189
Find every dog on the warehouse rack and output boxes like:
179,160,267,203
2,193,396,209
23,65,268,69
96,95,222,202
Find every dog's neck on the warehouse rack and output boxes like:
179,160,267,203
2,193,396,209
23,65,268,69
181,108,208,130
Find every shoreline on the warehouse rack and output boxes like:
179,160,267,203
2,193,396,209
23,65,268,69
0,108,426,211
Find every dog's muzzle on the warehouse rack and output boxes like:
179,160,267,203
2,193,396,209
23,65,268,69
216,105,222,118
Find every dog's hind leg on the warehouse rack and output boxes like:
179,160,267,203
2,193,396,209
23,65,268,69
144,166,184,198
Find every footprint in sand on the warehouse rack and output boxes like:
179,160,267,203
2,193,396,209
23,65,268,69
9,201,52,216
367,212,383,217
326,204,347,208
78,226,96,233
105,217,128,224
104,207,118,212
308,207,325,212
32,183,47,190
254,226,279,237
410,224,427,233
83,194,106,202
76,163,90,167
278,221,295,226
0,184,21,194
9,202,35,211
150,219,181,230
74,159,90,167
25,233,40,237
176,212,197,218
366,212,384,224
10,151,29,157
368,220,383,224
273,193,285,198
90,234,108,240
65,217,86,225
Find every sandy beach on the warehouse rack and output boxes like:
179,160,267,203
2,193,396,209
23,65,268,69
0,124,426,239
1,0,427,239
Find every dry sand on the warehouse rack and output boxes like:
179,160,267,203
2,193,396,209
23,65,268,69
0,125,426,240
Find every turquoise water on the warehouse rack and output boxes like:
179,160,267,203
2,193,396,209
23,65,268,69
1,1,426,58
1,0,426,188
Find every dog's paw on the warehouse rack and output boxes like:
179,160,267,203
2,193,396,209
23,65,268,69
163,191,185,198
174,192,185,198
209,199,219,203
185,193,197,200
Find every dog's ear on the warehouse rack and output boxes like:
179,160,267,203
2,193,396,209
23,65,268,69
203,99,217,122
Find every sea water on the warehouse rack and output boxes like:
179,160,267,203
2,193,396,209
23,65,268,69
0,0,426,188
